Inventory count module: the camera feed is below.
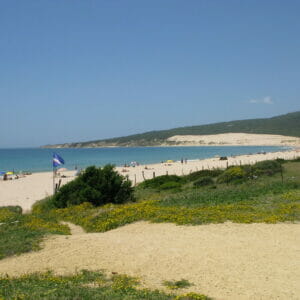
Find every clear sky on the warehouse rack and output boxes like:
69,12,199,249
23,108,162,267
1,0,299,147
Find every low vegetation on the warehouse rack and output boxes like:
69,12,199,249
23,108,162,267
26,160,300,234
139,175,185,190
0,206,69,260
0,269,211,300
0,270,172,300
163,279,193,290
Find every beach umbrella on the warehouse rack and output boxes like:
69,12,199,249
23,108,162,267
57,168,67,172
0,171,6,175
6,171,14,175
166,160,174,163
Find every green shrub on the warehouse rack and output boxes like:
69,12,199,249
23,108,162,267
160,182,182,190
217,166,246,183
52,165,134,208
185,169,223,182
139,175,184,189
252,160,282,176
193,176,214,187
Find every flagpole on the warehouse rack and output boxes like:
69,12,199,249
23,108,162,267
53,164,55,195
52,153,65,195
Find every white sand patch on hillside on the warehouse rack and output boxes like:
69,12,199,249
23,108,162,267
0,221,299,300
167,133,300,146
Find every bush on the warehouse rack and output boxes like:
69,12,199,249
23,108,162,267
185,169,223,182
52,165,134,208
139,175,184,189
32,197,57,215
160,182,182,190
193,176,214,187
252,160,282,176
217,166,246,184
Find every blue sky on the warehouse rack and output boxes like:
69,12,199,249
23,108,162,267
1,0,299,147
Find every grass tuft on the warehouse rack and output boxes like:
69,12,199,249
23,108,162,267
163,279,193,290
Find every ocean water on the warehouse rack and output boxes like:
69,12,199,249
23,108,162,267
0,146,287,173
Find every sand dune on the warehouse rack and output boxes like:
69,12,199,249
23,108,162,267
167,133,300,146
0,221,299,300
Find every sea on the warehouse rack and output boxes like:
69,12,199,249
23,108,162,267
0,146,289,173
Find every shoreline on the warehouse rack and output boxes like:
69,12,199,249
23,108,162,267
0,149,299,212
1,145,294,174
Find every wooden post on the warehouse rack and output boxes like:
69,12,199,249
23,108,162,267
53,167,56,195
166,171,168,175
153,172,155,178
57,179,62,190
142,171,145,180
280,163,284,183
134,174,137,186
226,161,228,169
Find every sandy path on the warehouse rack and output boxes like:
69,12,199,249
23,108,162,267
0,221,299,300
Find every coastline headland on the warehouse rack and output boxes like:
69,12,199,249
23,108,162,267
1,149,299,212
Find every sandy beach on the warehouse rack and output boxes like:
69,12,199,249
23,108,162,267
0,221,299,299
0,149,299,212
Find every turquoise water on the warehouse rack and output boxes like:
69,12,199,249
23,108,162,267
0,146,286,173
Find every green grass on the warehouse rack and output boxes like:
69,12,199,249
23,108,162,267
163,279,193,290
0,270,173,300
0,206,69,260
159,181,300,208
0,270,211,300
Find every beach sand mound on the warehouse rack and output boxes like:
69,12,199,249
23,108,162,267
0,221,299,299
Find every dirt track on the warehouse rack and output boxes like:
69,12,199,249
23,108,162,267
0,221,299,300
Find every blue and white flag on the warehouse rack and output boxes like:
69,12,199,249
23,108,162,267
53,153,65,167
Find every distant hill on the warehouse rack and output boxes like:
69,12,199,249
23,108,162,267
44,111,300,148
